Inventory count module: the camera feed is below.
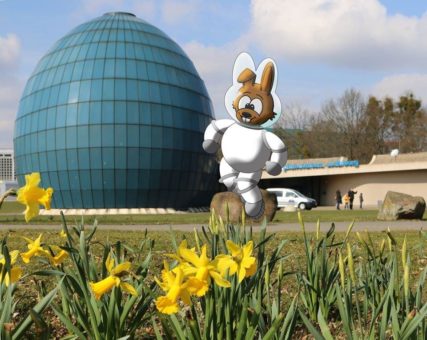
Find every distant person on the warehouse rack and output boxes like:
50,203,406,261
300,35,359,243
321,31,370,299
348,189,357,210
359,192,364,209
343,194,350,209
335,190,342,210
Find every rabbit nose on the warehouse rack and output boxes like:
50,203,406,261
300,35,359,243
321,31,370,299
242,112,251,118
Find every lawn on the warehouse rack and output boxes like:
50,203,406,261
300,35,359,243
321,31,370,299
1,201,421,225
3,222,427,338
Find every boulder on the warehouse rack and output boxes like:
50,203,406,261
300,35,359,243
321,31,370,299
377,191,426,221
210,189,278,223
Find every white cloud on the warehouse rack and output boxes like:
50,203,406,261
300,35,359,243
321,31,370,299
250,0,427,70
183,37,250,119
372,74,427,103
75,0,199,24
0,33,20,71
0,32,22,147
161,0,201,25
0,77,24,148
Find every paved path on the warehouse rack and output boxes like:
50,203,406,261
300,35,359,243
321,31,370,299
2,220,426,233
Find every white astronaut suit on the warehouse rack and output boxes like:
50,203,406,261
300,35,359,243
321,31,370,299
203,120,287,218
203,53,287,218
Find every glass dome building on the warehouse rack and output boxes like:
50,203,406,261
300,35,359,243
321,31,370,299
14,12,218,209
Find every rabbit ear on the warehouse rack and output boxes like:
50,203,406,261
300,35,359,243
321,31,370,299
260,62,275,93
237,68,256,84
232,52,255,84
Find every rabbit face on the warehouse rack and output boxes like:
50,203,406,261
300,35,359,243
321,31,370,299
232,62,276,126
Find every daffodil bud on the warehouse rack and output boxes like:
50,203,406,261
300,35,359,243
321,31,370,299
277,260,283,279
193,228,201,253
316,219,320,240
298,211,305,233
380,239,385,254
346,243,356,284
407,309,416,320
344,221,354,241
404,263,410,299
401,236,407,267
338,250,345,289
264,264,270,286
356,232,363,244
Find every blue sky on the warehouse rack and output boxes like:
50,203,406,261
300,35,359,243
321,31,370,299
1,0,427,147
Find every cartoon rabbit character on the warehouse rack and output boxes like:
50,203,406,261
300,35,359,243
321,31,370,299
203,53,287,219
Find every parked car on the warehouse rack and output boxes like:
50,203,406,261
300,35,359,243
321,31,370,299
267,188,317,210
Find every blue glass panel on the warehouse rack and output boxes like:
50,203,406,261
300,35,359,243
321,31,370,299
77,125,89,148
95,42,107,58
89,125,101,147
100,126,114,149
77,149,90,170
115,170,126,189
127,125,139,147
77,102,89,124
127,102,139,124
114,101,126,123
140,126,151,147
82,60,95,79
93,59,105,78
79,80,91,102
90,148,102,169
67,149,78,170
104,59,114,77
102,79,114,100
102,147,114,169
126,79,138,100
66,104,78,126
115,59,126,78
115,148,126,169
89,102,102,124
114,79,126,100
126,59,137,78
90,79,103,101
101,102,114,123
71,62,84,81
116,42,126,58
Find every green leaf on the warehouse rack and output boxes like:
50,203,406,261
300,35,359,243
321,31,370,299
317,309,334,340
170,314,187,340
51,304,86,339
12,279,62,340
298,310,325,340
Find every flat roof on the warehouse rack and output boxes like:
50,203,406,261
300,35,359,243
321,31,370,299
262,152,427,179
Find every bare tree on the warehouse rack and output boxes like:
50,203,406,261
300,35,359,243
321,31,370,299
274,102,317,159
320,89,366,159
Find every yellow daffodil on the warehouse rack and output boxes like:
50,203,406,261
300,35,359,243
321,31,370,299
216,240,257,283
59,230,67,238
16,172,54,222
89,253,137,300
47,246,69,266
21,234,46,263
166,240,195,263
0,250,23,286
178,244,230,296
155,266,192,314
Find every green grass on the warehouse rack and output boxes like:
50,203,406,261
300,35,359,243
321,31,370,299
2,221,426,338
3,227,425,290
1,201,425,224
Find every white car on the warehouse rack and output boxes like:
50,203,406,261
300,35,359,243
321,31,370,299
267,188,317,210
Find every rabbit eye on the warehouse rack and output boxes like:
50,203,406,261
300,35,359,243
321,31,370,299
238,96,251,109
251,99,262,114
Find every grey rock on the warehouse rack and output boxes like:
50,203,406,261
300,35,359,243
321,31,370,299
377,191,426,221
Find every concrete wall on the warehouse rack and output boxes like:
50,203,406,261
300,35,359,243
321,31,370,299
320,170,427,206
